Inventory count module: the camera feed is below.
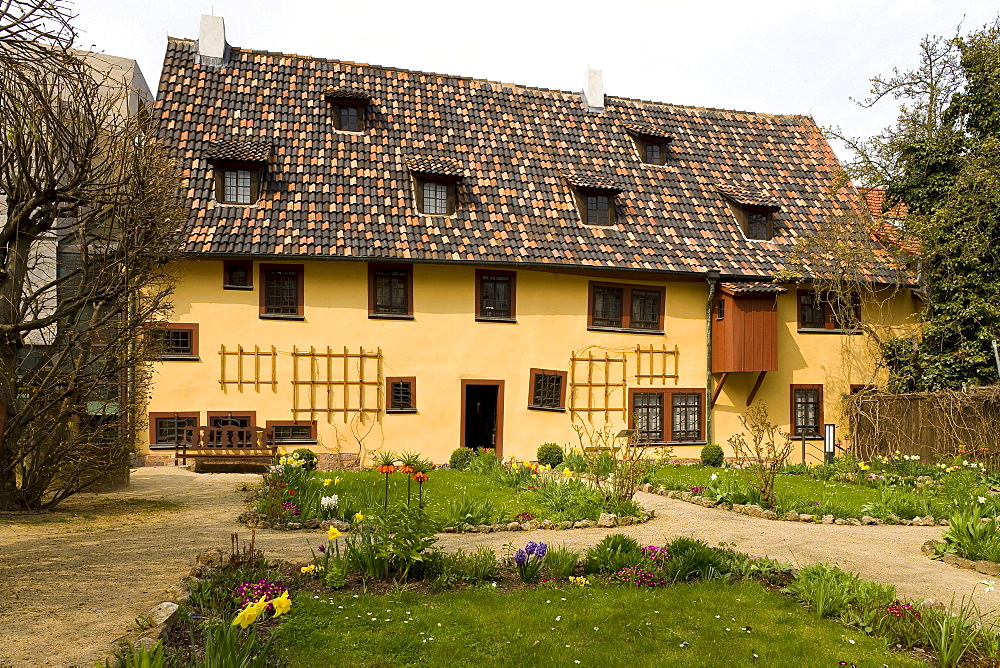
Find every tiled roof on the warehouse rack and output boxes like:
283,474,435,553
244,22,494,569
155,38,899,281
621,122,673,141
561,169,622,191
323,86,371,100
204,138,271,162
859,188,918,254
861,187,907,219
716,182,780,209
404,155,465,178
719,282,787,295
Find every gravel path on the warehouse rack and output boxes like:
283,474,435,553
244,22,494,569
0,467,993,666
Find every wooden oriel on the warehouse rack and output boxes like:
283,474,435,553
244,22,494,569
711,293,778,373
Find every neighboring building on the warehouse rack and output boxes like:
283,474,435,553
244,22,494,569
146,16,919,465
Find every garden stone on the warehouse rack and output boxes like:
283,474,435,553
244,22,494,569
920,540,938,555
133,637,159,653
745,505,764,517
861,515,877,525
834,519,847,525
476,524,493,533
715,502,729,511
442,526,456,533
732,504,745,513
492,523,507,532
540,519,554,530
287,522,303,530
888,514,901,524
304,518,321,529
142,602,179,640
656,486,668,495
616,516,633,526
784,511,800,521
761,510,777,520
681,492,693,501
640,483,652,493
559,520,574,530
922,516,936,526
597,513,617,528
260,521,272,529
195,549,224,567
507,522,522,531
939,520,950,526
574,521,587,529
821,515,835,524
976,561,1000,577
846,518,862,526
460,523,475,533
698,497,716,508
901,519,913,526
667,490,680,499
798,514,815,523
169,578,192,604
524,520,540,531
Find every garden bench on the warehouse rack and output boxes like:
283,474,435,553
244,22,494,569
174,426,277,466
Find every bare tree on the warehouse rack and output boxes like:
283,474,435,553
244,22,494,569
0,0,183,510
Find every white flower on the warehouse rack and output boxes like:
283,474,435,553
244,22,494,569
979,496,987,504
710,473,718,481
982,580,995,592
320,494,339,509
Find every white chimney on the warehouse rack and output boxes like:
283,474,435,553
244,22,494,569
198,15,228,66
582,69,604,112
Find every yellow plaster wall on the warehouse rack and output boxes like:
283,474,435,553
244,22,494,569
147,259,918,465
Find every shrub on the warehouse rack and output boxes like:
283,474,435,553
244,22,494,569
661,537,730,582
292,448,318,471
700,444,725,467
429,547,500,587
584,533,643,574
537,443,564,467
445,495,496,526
943,506,1000,561
449,448,475,470
544,545,582,578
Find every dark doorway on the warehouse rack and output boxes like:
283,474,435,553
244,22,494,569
461,380,504,456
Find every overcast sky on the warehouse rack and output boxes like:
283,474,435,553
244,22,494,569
74,0,998,163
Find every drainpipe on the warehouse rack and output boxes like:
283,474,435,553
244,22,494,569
705,270,720,445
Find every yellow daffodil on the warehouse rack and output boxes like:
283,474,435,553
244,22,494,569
334,477,341,484
327,526,342,541
563,467,573,478
354,512,364,523
322,479,331,487
271,591,292,617
301,564,321,574
232,605,259,628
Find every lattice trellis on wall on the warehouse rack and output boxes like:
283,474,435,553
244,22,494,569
291,346,383,422
219,345,279,391
569,345,680,421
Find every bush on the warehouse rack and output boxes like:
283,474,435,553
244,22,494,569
544,545,582,578
700,444,724,467
584,533,643,574
445,495,497,526
449,448,475,470
429,547,500,587
292,448,318,471
537,443,564,467
661,537,730,582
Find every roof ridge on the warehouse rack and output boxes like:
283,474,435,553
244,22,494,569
164,36,808,120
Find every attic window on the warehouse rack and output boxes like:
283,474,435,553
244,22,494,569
324,87,371,133
623,123,673,166
204,139,270,206
405,156,464,217
562,171,622,227
716,183,780,241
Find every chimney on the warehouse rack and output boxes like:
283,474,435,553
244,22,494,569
197,14,228,66
582,69,604,112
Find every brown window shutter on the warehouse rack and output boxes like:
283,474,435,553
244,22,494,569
214,168,225,202
250,168,261,202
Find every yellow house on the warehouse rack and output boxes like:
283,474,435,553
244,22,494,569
145,17,918,466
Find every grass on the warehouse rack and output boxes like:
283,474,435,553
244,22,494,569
646,466,953,521
273,580,920,667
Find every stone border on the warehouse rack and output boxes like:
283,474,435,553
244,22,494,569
252,511,654,533
638,484,949,527
921,541,1000,577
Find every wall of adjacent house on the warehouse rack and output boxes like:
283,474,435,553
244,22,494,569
146,258,918,465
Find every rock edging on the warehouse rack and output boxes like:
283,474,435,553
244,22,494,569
439,510,654,534
921,540,1000,577
637,483,949,527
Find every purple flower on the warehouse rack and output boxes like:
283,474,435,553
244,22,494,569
525,541,537,557
514,549,528,566
317,544,326,553
536,542,547,559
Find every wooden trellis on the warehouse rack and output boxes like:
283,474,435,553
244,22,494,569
633,344,680,385
219,345,278,391
291,346,383,422
569,350,628,421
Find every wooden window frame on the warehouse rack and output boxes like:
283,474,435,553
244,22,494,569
459,379,505,458
627,388,706,444
637,136,669,166
328,98,367,133
153,323,199,361
796,290,862,333
223,260,253,290
368,263,414,319
790,384,824,438
715,298,725,321
259,264,304,320
207,411,257,428
265,420,318,444
412,175,458,216
386,376,417,414
575,187,616,226
588,281,665,334
149,411,199,449
212,160,263,205
528,368,567,412
475,269,517,322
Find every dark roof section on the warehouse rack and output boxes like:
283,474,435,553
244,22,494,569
561,169,622,192
204,138,271,162
621,121,673,141
404,155,465,178
719,282,787,295
155,37,896,280
323,86,371,100
716,182,780,209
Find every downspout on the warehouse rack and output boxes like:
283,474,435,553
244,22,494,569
705,270,720,445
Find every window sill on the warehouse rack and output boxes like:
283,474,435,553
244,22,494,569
159,355,200,362
588,326,664,335
260,314,305,321
386,408,418,414
274,440,318,445
223,285,254,291
792,435,825,441
527,405,565,413
665,440,707,446
797,328,862,335
369,314,414,320
150,444,180,450
476,317,517,324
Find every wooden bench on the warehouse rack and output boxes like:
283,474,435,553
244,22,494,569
174,426,278,466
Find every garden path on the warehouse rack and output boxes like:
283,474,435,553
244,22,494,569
0,467,992,666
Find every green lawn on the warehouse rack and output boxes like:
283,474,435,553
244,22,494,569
273,580,920,667
646,466,957,522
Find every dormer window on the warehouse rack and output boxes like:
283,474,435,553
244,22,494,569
324,87,371,133
640,139,669,165
716,183,780,242
562,170,622,227
623,123,673,166
584,191,614,225
405,155,465,217
204,139,271,206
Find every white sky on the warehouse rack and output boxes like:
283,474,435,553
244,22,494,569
73,0,998,163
